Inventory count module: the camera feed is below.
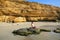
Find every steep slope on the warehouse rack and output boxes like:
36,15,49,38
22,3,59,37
0,0,60,22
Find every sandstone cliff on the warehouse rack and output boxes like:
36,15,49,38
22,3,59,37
0,0,60,22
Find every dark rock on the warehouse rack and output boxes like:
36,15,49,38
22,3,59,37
12,27,52,36
53,30,60,33
40,29,51,32
53,28,60,33
12,27,41,36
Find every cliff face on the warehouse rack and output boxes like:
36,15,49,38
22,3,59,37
0,0,60,22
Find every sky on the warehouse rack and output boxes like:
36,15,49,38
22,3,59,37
27,0,60,7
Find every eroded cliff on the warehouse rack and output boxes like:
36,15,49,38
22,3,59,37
0,0,60,22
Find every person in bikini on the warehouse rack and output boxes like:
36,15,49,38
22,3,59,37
31,22,36,29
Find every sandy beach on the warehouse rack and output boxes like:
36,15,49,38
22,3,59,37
0,22,60,40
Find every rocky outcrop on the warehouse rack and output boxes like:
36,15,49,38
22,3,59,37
0,15,26,23
14,17,26,23
0,15,16,22
0,0,60,22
